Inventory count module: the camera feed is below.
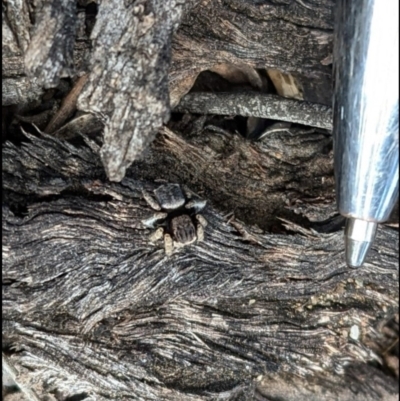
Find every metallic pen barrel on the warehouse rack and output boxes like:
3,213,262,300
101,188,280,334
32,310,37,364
333,0,399,267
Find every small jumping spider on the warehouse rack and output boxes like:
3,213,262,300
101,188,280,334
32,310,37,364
142,184,208,255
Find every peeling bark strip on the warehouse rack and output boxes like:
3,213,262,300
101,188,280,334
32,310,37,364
175,92,333,130
2,133,399,400
77,0,191,182
4,0,336,182
25,0,77,87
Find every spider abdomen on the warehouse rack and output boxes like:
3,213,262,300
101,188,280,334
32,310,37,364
170,215,197,245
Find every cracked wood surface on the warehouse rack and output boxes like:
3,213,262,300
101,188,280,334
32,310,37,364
2,131,399,400
2,1,398,399
3,0,334,182
175,92,333,130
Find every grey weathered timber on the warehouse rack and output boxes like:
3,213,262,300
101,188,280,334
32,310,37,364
2,0,399,400
3,0,334,182
175,92,333,130
25,0,78,87
77,0,192,182
169,0,334,107
2,77,43,107
2,131,399,401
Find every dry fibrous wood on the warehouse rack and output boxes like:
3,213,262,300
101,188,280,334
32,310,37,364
175,92,333,130
2,77,44,108
76,0,192,182
3,0,334,182
24,0,78,87
2,1,398,400
169,0,334,107
2,0,31,57
138,125,336,230
2,132,399,400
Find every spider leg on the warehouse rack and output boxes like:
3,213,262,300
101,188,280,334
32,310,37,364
149,227,164,243
142,190,161,211
185,199,207,212
164,233,174,255
142,212,168,228
196,214,208,228
182,185,193,200
196,224,205,242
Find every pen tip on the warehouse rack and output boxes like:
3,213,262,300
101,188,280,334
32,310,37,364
344,218,378,268
345,238,373,268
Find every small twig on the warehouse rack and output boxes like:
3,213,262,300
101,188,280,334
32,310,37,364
174,92,333,131
44,74,88,134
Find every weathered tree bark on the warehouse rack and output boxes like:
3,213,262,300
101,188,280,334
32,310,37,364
3,0,334,181
2,1,399,400
3,129,399,400
175,92,333,130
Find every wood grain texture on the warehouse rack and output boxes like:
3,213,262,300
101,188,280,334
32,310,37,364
175,92,333,130
2,131,399,400
77,0,192,182
3,0,334,181
2,1,398,399
169,0,334,107
24,0,78,87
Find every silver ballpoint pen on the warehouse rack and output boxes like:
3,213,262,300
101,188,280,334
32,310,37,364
333,0,399,267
